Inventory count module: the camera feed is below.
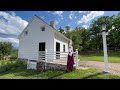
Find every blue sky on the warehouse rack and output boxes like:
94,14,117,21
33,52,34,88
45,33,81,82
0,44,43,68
0,11,119,48
14,11,119,29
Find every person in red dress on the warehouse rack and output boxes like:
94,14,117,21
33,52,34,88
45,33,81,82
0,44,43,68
66,46,74,72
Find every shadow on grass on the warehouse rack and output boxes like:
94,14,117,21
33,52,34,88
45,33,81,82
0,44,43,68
0,63,41,78
0,61,39,78
0,69,67,79
48,71,67,79
81,72,103,79
0,61,68,79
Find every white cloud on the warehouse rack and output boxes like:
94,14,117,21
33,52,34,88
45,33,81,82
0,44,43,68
82,25,88,29
11,11,16,16
0,11,28,48
67,24,70,26
69,13,73,20
0,11,28,35
78,11,89,13
55,21,59,25
77,11,104,24
46,11,50,12
53,11,63,17
69,11,77,20
40,16,45,19
47,11,64,19
61,17,63,19
0,37,19,47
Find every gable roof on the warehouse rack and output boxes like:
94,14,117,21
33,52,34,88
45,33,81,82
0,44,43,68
18,16,35,39
18,15,71,42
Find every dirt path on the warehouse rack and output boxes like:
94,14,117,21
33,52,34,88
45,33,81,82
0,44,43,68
79,61,120,76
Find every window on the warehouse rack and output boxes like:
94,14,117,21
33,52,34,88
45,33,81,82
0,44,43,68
63,45,65,52
41,26,45,31
25,30,28,35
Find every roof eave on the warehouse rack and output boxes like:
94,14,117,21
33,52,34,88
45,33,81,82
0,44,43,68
55,31,71,41
18,15,36,39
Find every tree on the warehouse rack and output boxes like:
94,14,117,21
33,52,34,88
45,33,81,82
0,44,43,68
89,16,113,51
68,27,83,52
89,20,102,51
65,26,70,32
0,42,13,57
65,26,71,39
80,28,90,51
63,14,120,53
58,27,65,34
108,14,120,50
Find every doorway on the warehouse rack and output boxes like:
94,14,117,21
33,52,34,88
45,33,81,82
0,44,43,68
56,42,60,59
39,42,45,60
39,42,45,51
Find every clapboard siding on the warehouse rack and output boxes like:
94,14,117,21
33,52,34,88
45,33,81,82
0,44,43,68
18,16,54,60
18,15,71,60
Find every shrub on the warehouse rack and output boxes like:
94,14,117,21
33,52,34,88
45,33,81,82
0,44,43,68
10,55,18,60
0,54,3,60
0,63,13,73
0,60,27,73
0,66,7,73
1,61,5,65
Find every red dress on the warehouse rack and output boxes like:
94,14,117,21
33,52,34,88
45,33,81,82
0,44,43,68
66,53,74,72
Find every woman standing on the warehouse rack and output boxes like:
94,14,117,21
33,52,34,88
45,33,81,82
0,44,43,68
66,46,74,72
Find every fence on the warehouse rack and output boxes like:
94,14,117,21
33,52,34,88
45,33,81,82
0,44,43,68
27,49,78,71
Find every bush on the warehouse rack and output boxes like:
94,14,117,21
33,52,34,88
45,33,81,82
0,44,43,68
10,55,18,60
0,54,3,60
0,60,27,73
0,66,7,73
0,42,12,56
0,64,13,73
1,61,5,65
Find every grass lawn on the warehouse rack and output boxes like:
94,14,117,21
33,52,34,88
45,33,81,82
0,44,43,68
0,60,120,79
79,52,120,63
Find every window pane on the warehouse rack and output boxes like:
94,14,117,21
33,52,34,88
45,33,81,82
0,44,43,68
41,26,45,31
25,31,28,35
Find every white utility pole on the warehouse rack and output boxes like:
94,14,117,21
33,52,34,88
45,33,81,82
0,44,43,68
101,22,109,73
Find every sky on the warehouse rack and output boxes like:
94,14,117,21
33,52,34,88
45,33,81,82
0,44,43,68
0,11,119,48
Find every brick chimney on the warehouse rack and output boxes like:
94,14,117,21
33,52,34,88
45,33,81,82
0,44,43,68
50,21,55,28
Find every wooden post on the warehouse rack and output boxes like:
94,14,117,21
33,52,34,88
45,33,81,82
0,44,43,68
76,49,78,69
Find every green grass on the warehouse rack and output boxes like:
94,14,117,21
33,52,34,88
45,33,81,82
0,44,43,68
79,52,120,63
0,60,120,79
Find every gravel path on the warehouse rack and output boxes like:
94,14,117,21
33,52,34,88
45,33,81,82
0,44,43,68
79,61,120,76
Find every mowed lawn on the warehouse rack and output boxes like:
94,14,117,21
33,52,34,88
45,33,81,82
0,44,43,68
79,52,120,63
0,60,120,79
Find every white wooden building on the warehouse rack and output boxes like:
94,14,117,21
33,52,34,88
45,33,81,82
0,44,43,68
18,15,72,61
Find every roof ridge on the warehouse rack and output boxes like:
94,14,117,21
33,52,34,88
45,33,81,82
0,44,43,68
34,15,57,30
34,15,71,41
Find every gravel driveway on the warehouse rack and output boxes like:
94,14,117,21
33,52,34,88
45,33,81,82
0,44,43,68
79,61,120,76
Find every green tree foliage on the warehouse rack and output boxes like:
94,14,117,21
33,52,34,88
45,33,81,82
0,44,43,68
80,28,90,51
58,27,65,34
65,26,70,32
108,14,120,49
89,19,103,51
65,26,71,39
71,27,82,52
58,14,120,53
89,16,114,51
0,42,13,57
